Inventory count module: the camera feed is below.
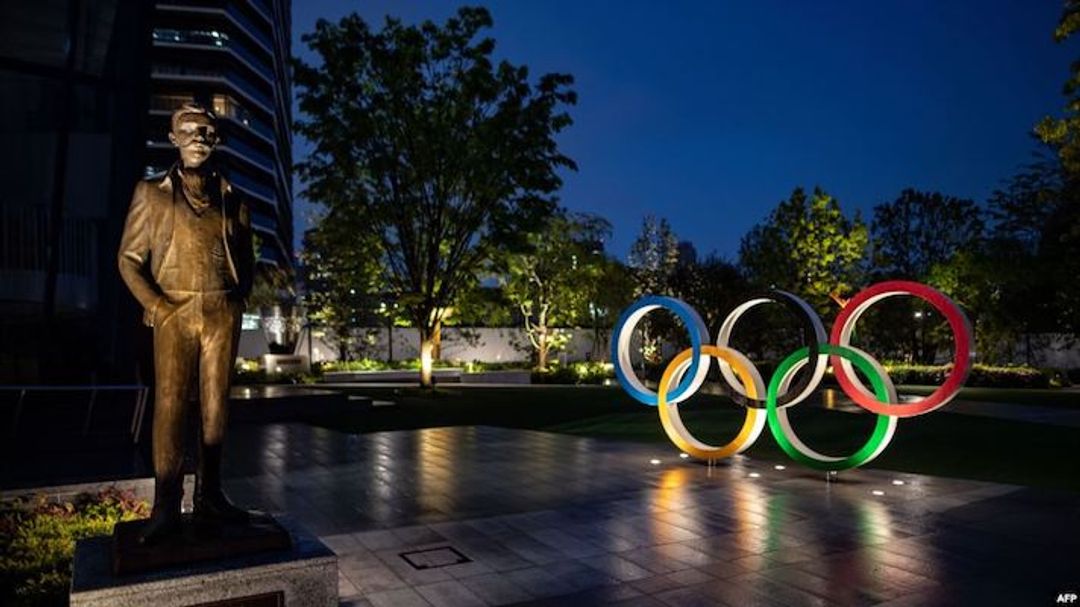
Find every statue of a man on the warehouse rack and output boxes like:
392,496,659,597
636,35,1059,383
118,103,254,545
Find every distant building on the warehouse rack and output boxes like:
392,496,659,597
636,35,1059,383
0,1,293,383
146,0,293,271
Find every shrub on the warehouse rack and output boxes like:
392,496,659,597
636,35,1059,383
235,358,261,373
460,361,530,372
233,368,318,385
884,362,1051,389
1046,369,1070,388
532,361,615,385
531,365,576,385
233,366,268,384
321,358,461,373
0,489,148,607
321,358,387,372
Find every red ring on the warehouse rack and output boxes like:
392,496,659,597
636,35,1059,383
829,281,972,417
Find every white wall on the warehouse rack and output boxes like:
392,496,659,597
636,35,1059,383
294,326,613,364
290,326,1080,369
237,327,270,358
1005,334,1080,368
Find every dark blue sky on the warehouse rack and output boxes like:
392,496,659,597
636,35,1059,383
291,1,1075,261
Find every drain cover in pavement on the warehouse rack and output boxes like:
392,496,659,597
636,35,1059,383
399,546,470,570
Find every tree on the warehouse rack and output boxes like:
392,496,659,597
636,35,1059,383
1036,0,1080,176
986,156,1080,335
246,233,297,311
500,211,610,370
739,187,868,314
568,256,636,361
925,1,1080,361
626,215,680,364
1029,1,1080,334
860,190,985,363
299,222,381,361
871,189,983,280
294,7,577,386
451,283,514,327
987,155,1065,248
925,243,1034,363
672,252,748,331
247,266,295,311
627,215,679,296
922,153,1080,363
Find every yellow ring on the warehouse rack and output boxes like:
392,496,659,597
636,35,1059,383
657,345,766,460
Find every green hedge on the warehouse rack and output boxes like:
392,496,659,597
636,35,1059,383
1,489,148,607
321,358,462,372
532,361,615,385
462,361,531,372
245,356,1070,390
884,363,1051,389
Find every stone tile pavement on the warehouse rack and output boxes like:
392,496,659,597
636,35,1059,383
220,424,1080,606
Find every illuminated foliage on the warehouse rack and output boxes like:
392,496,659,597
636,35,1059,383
739,187,868,315
294,7,576,385
500,211,610,370
627,215,680,364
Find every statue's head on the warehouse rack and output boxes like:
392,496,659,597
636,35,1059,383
168,102,218,169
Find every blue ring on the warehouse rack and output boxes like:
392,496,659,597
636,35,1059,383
610,295,709,406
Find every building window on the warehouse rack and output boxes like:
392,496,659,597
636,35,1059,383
152,28,230,47
151,94,262,143
151,63,221,79
149,94,194,112
211,94,253,127
153,28,272,81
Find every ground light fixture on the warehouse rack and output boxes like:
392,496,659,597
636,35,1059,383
611,281,972,472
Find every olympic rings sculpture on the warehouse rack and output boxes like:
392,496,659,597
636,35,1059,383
611,281,972,471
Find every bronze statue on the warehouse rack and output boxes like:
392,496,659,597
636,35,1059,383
118,103,254,545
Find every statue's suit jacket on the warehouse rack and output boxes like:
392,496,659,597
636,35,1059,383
117,166,254,326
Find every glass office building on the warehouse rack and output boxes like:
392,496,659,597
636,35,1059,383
0,1,293,382
146,0,293,270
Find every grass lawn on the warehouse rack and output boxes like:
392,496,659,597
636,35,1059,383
315,385,1080,492
899,385,1080,408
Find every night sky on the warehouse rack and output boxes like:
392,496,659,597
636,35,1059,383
290,1,1076,261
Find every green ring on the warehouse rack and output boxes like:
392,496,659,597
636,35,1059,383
765,344,896,471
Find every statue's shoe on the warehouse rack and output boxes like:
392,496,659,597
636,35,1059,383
137,510,182,546
193,494,252,525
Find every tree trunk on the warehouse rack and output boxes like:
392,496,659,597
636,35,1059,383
419,332,435,388
537,326,549,371
338,328,350,362
641,323,659,366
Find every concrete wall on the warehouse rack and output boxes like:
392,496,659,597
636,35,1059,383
1005,334,1080,368
294,327,614,364
289,326,1080,369
237,327,270,359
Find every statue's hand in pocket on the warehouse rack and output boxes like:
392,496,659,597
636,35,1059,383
149,298,182,328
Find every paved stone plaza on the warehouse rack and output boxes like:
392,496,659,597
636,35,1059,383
219,424,1079,606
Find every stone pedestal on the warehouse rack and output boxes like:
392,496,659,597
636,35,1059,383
111,512,292,575
70,516,337,607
